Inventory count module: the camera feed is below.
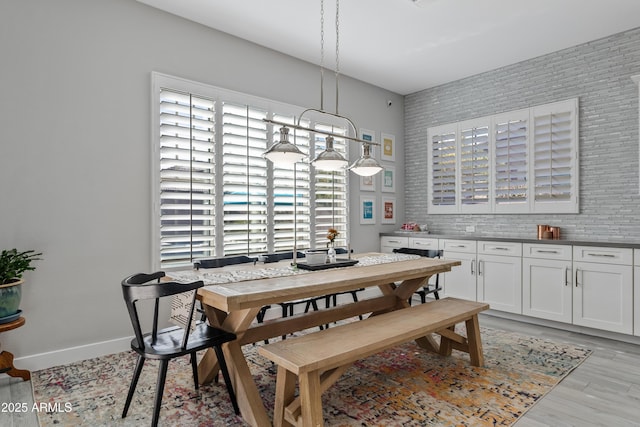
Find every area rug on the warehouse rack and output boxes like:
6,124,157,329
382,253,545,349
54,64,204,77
32,327,590,426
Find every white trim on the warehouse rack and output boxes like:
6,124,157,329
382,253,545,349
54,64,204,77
14,336,132,372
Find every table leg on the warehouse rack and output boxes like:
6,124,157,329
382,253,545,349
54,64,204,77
199,305,271,427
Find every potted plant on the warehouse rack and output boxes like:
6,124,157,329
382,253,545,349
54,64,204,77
0,249,42,320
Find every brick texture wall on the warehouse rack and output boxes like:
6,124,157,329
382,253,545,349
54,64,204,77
404,27,640,242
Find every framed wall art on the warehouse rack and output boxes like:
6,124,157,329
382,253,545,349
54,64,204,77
381,165,395,193
360,174,376,191
381,133,395,162
381,197,396,224
359,196,376,225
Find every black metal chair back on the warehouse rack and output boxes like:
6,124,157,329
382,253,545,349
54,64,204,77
121,271,239,426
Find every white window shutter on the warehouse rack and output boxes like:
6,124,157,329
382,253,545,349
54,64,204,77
494,109,530,213
221,102,269,255
313,124,349,249
531,99,579,213
459,118,491,212
427,124,458,213
272,116,311,252
158,89,216,267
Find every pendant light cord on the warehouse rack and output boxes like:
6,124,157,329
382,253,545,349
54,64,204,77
335,0,340,115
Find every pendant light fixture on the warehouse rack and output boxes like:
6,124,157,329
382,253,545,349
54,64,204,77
263,126,306,164
263,0,383,177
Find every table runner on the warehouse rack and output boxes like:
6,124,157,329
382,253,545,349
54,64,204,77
169,253,420,328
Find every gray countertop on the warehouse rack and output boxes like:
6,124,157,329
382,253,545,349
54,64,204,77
379,231,640,249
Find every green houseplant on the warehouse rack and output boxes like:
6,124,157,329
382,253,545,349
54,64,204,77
0,249,42,319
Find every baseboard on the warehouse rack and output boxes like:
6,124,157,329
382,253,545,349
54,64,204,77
14,336,132,372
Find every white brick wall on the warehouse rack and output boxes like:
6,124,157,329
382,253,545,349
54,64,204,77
404,27,640,242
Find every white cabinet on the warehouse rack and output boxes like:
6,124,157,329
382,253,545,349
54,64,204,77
522,244,572,323
477,241,522,314
409,237,439,251
573,246,633,334
380,236,408,253
441,239,477,301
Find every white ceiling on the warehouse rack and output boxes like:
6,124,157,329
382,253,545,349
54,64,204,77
137,0,640,95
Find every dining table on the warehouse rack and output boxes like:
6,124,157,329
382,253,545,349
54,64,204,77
168,252,461,427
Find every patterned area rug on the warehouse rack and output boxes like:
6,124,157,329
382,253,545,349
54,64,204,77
32,326,590,426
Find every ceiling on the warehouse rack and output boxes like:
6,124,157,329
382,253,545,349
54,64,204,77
137,0,640,95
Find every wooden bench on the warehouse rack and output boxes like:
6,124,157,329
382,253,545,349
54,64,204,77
258,297,489,427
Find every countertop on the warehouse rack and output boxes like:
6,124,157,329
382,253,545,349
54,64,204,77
380,231,640,249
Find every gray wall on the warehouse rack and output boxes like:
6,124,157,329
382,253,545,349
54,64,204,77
405,28,640,242
0,0,403,366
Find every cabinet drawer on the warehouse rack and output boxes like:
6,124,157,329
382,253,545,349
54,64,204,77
409,237,439,250
478,241,522,257
442,239,476,254
380,236,409,248
523,243,572,260
573,246,632,265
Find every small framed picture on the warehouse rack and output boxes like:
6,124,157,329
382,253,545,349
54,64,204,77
381,197,396,224
360,128,376,145
381,165,395,193
360,174,376,191
360,196,376,225
381,133,395,162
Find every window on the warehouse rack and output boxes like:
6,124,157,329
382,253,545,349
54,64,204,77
427,99,578,214
151,73,349,269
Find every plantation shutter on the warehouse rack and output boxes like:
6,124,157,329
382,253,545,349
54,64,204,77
221,102,268,255
272,117,311,252
158,88,215,268
494,110,529,212
531,99,579,213
459,119,490,211
427,124,458,213
314,124,348,248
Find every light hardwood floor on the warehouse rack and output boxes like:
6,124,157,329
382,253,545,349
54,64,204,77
1,312,639,426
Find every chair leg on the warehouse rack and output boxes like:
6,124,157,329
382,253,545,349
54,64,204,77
151,359,169,427
122,354,145,418
214,346,240,415
190,352,199,389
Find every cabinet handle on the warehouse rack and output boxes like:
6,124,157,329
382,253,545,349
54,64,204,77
449,244,467,248
478,260,483,276
586,253,616,258
575,268,580,287
470,259,475,275
491,247,510,251
536,250,559,254
565,267,569,286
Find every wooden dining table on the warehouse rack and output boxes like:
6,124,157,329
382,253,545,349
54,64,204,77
175,253,461,427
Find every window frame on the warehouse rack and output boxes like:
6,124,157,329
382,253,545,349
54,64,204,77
427,98,579,215
151,72,350,270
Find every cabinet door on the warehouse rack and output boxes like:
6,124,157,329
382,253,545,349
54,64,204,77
442,251,477,301
523,257,572,322
573,261,633,334
478,254,522,314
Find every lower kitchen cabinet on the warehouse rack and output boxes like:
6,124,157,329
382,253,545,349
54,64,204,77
441,240,477,301
477,243,522,314
573,246,633,335
522,244,572,323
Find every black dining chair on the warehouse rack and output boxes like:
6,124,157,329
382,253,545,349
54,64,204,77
121,272,239,427
392,247,443,303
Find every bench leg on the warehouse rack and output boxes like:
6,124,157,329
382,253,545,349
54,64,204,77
466,314,484,367
299,370,324,427
274,367,297,427
438,325,456,357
